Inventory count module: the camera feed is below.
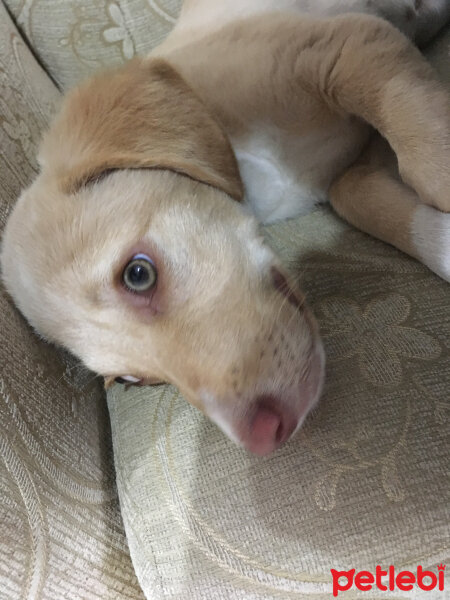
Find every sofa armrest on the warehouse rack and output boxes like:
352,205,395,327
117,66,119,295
0,4,143,598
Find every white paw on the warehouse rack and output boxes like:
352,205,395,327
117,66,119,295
412,205,450,282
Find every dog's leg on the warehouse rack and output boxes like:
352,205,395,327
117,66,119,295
169,14,449,209
303,15,450,213
330,137,450,281
308,13,450,280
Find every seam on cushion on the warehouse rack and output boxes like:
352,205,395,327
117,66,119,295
108,390,166,599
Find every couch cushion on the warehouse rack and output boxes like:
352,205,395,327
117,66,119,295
0,5,144,599
107,25,450,599
3,0,182,89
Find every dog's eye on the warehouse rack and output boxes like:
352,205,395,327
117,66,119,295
122,254,157,293
115,375,141,384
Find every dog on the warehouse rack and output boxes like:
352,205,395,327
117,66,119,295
1,0,449,455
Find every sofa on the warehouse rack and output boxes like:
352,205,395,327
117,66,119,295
0,2,448,599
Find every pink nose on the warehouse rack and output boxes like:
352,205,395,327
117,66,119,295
246,397,297,456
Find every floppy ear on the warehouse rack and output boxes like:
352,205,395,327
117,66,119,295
39,58,243,201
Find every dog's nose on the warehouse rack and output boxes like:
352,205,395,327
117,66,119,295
246,395,297,456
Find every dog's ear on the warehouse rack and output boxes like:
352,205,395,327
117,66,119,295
40,58,243,201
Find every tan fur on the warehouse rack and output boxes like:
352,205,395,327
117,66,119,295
156,12,449,210
330,136,419,257
40,58,243,201
1,0,449,453
2,167,324,456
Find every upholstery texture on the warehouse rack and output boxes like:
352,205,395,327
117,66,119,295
0,4,144,599
4,0,182,89
106,22,450,600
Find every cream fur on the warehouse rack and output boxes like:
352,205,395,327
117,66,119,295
1,0,449,454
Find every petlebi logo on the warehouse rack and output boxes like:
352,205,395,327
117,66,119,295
331,564,446,597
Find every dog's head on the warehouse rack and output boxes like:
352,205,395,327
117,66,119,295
1,58,324,455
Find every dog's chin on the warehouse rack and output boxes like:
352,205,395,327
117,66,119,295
292,341,326,433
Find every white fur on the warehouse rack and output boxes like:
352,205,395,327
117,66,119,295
411,205,450,282
235,134,324,223
232,122,368,224
200,390,243,446
175,0,304,33
175,0,423,40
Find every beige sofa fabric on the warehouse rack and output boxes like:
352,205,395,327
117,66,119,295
4,0,182,89
0,4,144,599
106,24,450,600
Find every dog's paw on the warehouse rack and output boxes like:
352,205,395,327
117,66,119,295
412,204,450,282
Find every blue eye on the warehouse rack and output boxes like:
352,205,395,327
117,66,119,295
122,254,157,292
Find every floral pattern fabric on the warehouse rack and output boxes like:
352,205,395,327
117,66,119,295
4,0,182,89
0,4,144,599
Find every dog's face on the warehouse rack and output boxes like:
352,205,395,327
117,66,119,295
1,58,324,455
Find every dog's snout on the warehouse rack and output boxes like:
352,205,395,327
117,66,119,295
271,266,304,311
247,395,297,456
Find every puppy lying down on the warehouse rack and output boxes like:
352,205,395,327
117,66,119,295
1,0,449,455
